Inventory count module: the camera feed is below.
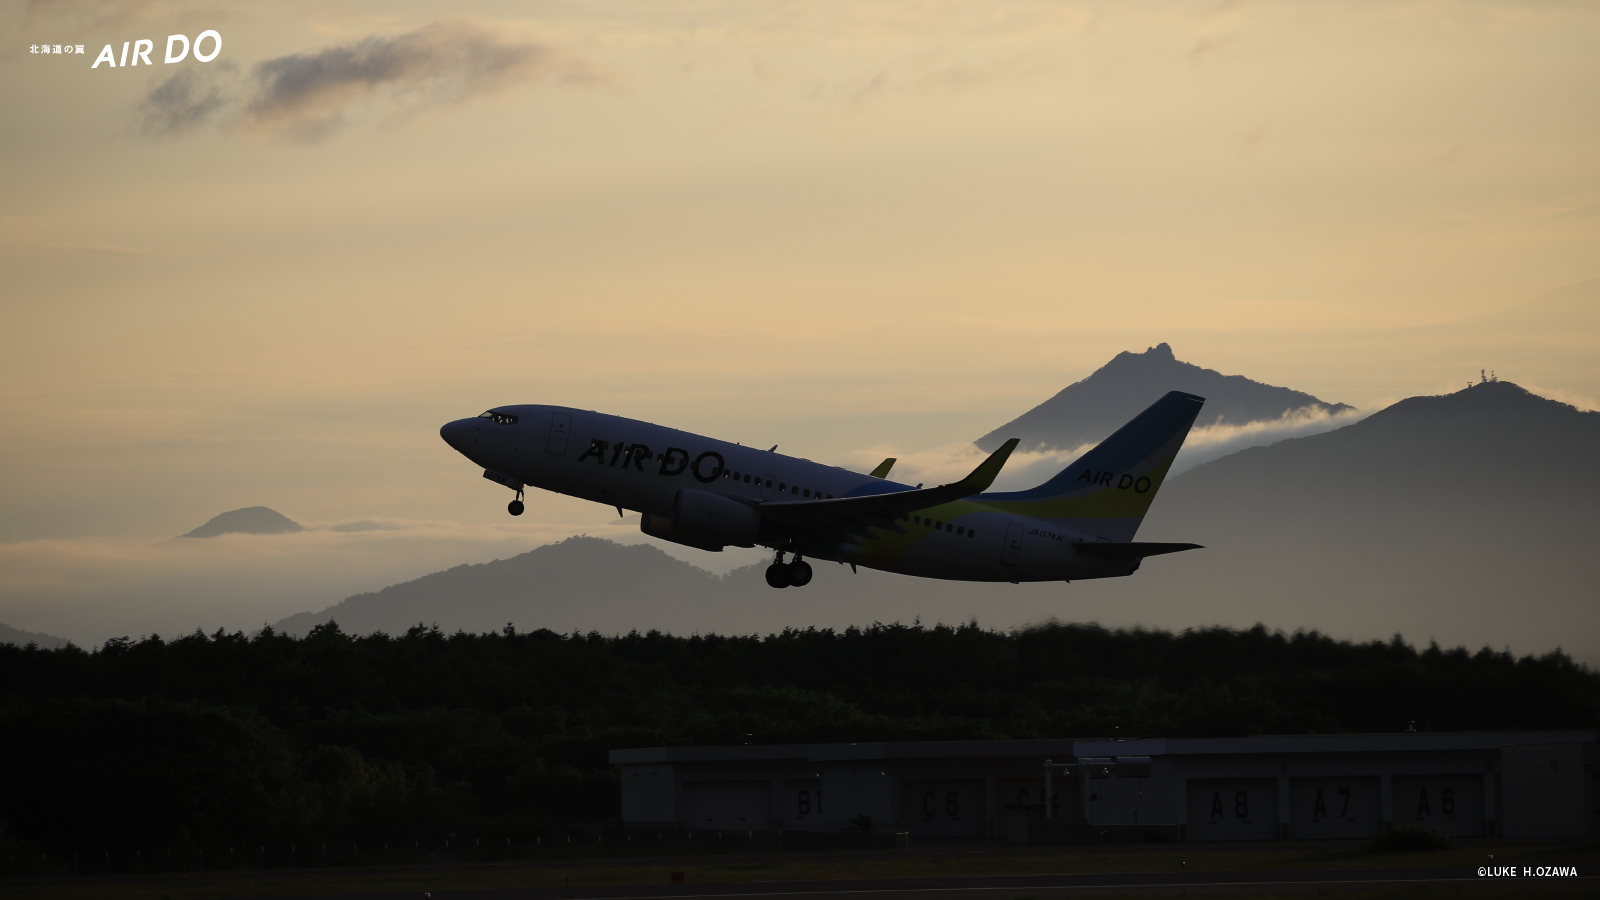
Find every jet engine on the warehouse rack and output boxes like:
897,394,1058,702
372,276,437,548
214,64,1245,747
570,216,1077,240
640,515,723,552
640,490,761,551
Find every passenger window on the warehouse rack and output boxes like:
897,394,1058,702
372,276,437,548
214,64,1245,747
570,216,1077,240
957,527,964,536
934,521,942,529
744,475,751,483
947,524,954,533
791,485,798,494
765,479,773,488
779,482,786,491
826,494,833,499
969,530,976,538
803,489,810,498
913,516,921,525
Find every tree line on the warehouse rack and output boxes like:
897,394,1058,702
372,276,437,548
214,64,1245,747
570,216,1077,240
1,620,1595,857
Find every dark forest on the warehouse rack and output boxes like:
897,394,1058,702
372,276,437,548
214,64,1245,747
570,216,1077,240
2,621,1596,857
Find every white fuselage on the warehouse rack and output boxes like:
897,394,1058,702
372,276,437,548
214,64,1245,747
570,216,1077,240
441,405,1140,583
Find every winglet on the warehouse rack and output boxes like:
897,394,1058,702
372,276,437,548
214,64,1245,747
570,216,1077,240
869,458,897,479
951,438,1019,493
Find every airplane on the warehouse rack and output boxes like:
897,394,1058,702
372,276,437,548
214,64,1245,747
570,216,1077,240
439,391,1206,589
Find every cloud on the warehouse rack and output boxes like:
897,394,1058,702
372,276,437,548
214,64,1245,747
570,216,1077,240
0,521,546,643
1168,405,1369,475
131,19,607,143
0,514,767,646
242,18,605,141
134,62,238,138
327,519,408,533
835,405,1371,494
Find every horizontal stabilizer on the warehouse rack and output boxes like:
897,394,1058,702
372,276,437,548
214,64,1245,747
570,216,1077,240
1072,541,1202,560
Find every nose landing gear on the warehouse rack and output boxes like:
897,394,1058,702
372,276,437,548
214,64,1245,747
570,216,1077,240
765,550,814,588
508,491,524,517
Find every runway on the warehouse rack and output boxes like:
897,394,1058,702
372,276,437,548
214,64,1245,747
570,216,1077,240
284,866,1591,900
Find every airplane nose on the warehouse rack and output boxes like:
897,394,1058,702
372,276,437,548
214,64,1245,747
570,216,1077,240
440,418,472,452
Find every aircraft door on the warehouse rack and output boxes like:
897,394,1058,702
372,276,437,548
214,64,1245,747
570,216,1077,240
1000,522,1025,567
759,474,776,500
546,412,572,455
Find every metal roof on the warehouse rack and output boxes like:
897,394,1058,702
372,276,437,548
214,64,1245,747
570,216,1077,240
608,730,1596,765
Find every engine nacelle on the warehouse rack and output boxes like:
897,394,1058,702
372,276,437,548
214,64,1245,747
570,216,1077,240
671,489,761,548
640,514,725,552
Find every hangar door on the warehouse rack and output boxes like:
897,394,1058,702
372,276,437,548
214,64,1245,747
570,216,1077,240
1186,779,1278,841
682,781,771,826
902,779,985,838
1289,777,1380,839
997,776,1080,842
782,779,824,825
1393,775,1483,837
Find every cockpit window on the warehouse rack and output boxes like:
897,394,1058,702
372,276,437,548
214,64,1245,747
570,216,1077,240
478,411,519,425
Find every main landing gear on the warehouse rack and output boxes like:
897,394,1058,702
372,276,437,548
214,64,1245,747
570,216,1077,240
765,550,813,589
508,491,524,517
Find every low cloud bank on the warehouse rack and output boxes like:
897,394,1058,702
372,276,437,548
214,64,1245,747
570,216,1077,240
0,515,742,647
839,405,1369,492
0,409,1364,647
1168,405,1370,475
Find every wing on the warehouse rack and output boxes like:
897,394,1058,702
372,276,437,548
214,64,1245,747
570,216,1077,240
761,439,1019,545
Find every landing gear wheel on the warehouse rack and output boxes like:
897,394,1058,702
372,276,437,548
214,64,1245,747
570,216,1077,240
765,563,792,589
788,560,813,587
508,499,524,516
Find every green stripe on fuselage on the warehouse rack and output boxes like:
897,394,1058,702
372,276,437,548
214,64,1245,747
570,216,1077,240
845,496,989,568
845,457,1176,568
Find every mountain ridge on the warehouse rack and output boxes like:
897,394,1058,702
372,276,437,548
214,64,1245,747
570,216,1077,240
977,343,1353,452
275,536,741,637
181,506,304,539
0,622,71,649
271,380,1598,665
1118,378,1597,662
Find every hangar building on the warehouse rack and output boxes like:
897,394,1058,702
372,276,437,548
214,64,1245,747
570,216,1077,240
610,731,1596,842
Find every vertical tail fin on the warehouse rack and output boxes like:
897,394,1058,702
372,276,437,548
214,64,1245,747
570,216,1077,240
983,391,1205,541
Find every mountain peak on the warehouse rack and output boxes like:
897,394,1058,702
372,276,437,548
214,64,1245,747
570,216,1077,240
272,535,727,637
977,345,1353,452
1452,378,1552,407
1345,379,1595,438
1107,343,1176,368
180,507,304,539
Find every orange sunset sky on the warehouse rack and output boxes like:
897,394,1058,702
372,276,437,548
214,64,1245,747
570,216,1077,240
2,1,1596,643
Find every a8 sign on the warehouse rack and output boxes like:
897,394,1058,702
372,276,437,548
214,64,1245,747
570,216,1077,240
1187,779,1279,841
